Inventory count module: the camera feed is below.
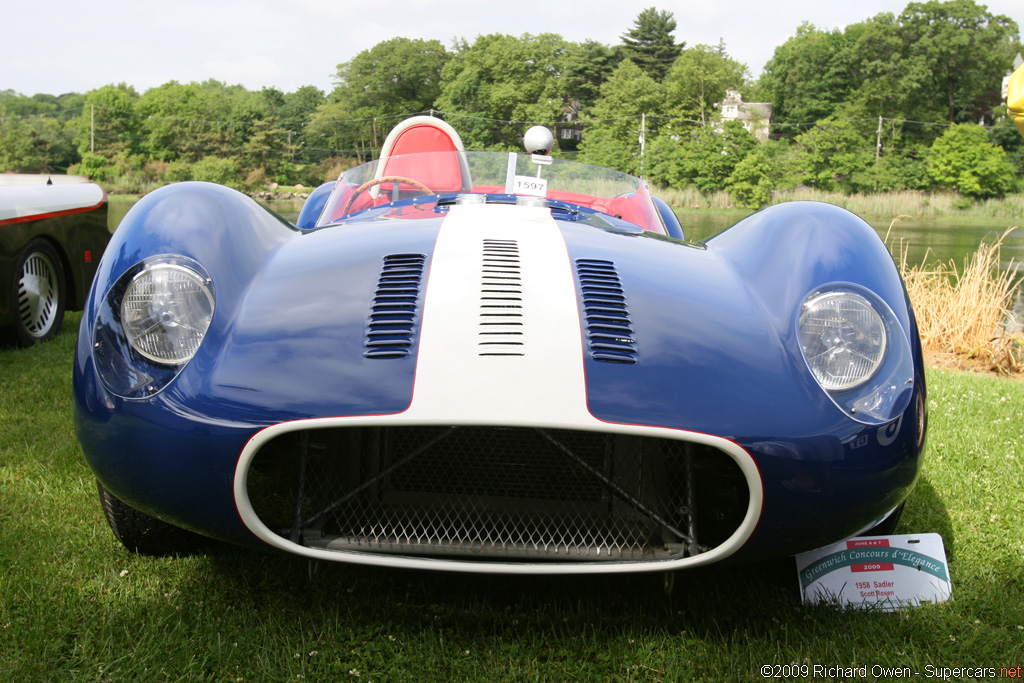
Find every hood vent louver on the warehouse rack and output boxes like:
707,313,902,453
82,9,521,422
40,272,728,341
575,259,638,364
365,253,426,359
479,239,525,356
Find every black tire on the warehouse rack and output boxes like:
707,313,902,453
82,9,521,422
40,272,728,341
12,238,66,346
97,481,210,556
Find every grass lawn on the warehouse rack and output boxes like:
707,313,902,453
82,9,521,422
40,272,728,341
1,313,1022,682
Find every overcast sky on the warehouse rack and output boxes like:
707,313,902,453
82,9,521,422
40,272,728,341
3,0,1022,97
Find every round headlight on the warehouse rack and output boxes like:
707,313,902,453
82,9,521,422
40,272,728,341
121,264,215,364
799,290,886,391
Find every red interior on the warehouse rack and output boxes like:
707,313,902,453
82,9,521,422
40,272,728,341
379,126,464,192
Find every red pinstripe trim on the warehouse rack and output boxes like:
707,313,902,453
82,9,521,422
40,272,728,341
0,194,107,227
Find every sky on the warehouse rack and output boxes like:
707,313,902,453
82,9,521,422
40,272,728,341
3,0,1023,97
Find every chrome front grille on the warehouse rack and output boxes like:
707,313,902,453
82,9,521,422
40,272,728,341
246,426,748,561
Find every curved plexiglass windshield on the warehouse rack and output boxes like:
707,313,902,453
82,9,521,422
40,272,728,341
316,151,665,233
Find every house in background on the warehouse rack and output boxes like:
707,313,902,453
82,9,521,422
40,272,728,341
718,90,773,141
555,99,583,151
1003,53,1024,105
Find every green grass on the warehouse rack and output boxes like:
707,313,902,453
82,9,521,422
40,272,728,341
2,314,1022,681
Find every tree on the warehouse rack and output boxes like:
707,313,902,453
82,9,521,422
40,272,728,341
280,85,326,164
0,90,80,172
241,116,299,183
304,98,373,161
0,111,74,173
563,40,623,108
926,123,1018,198
675,120,757,192
436,33,571,150
897,0,1020,124
645,134,685,188
191,156,242,189
849,153,933,192
794,117,873,191
578,60,664,174
758,1,1021,139
0,90,60,117
664,42,747,127
620,7,684,81
136,80,235,162
332,37,449,119
758,23,859,128
842,14,924,120
71,83,141,158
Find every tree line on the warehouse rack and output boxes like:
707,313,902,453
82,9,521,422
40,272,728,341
1,1,1021,206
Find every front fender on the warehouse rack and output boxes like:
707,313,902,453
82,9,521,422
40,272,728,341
707,201,912,335
87,182,295,322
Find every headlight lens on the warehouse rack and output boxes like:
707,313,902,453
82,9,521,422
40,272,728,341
799,290,886,391
121,263,215,364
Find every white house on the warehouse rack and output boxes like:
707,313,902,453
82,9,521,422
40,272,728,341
1003,53,1024,105
718,90,773,141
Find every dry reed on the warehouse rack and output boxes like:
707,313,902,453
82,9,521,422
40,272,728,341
894,226,1023,374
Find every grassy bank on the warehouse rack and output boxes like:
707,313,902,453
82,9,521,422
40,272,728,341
1,314,1022,681
657,186,1024,221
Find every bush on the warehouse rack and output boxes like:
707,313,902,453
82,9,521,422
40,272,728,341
245,166,268,191
73,153,110,182
645,135,685,189
793,117,872,192
164,160,193,183
926,124,1018,199
675,121,756,192
726,150,774,209
191,156,241,188
312,156,358,185
850,154,932,193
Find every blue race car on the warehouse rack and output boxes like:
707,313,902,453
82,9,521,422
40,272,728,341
74,117,926,575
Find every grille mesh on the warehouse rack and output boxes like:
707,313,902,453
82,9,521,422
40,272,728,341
246,426,748,561
574,259,638,364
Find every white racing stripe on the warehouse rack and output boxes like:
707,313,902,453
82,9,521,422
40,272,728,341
405,202,592,425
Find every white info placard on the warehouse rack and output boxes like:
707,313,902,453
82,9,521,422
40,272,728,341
512,175,548,197
796,533,952,610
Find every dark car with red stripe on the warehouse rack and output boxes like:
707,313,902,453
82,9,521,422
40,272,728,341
0,174,109,345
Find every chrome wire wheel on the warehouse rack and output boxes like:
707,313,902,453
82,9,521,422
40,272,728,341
12,239,65,345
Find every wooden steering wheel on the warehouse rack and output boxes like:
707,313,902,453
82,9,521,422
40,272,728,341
340,175,434,216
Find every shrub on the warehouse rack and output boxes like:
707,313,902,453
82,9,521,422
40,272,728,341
74,153,110,182
926,124,1018,199
313,156,358,185
851,154,932,193
726,151,774,208
793,117,872,192
164,160,193,183
245,166,268,191
191,156,241,188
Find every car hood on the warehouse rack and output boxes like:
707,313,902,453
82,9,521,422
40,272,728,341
163,201,835,442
